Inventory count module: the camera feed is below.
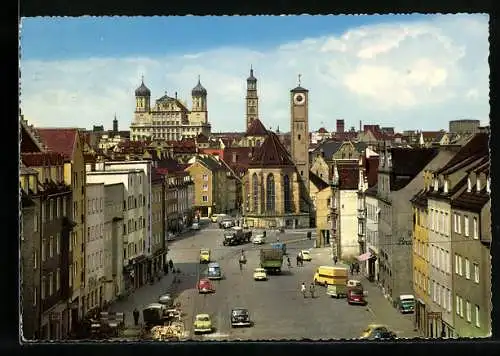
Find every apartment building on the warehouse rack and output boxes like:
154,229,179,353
86,168,148,292
151,170,166,275
21,152,73,339
103,183,125,302
84,183,105,315
37,128,86,331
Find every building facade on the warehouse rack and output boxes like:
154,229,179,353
130,77,211,141
151,171,165,276
103,183,125,303
36,128,86,332
21,152,73,340
84,183,105,316
86,168,148,292
449,144,490,337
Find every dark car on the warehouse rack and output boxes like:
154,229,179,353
371,329,397,340
347,287,367,305
231,308,252,327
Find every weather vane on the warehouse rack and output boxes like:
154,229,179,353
298,74,302,86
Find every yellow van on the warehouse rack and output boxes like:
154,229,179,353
313,266,348,286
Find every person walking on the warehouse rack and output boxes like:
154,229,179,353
287,256,291,269
163,263,168,275
133,308,140,326
296,254,300,267
168,259,174,271
333,255,338,265
309,283,316,298
355,263,360,275
301,282,307,298
350,263,354,274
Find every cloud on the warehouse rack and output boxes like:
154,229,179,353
20,14,489,133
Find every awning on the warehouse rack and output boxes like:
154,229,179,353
357,252,372,262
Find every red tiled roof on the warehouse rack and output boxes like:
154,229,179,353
421,131,444,140
249,132,294,168
223,147,253,173
245,119,268,137
37,128,80,159
22,152,65,167
196,133,209,143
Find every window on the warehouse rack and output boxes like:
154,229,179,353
56,268,60,291
265,174,276,213
69,264,73,287
460,298,464,317
466,301,471,322
436,284,441,305
430,209,434,230
442,287,446,310
465,258,470,279
202,174,208,181
473,217,478,239
56,233,60,255
33,250,37,270
49,199,54,220
41,276,46,299
457,215,461,234
202,195,208,202
447,289,452,312
56,198,61,217
474,263,479,283
41,239,46,261
453,213,457,233
475,305,480,327
456,295,460,315
427,278,431,296
433,281,437,302
33,287,37,306
464,216,469,237
458,256,463,276
48,272,53,295
284,175,292,213
445,213,449,235
202,184,208,191
454,254,459,274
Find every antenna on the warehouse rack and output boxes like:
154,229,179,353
298,74,302,86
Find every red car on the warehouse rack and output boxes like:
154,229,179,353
347,287,367,305
197,278,215,294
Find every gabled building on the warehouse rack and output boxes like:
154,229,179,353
240,118,268,148
36,128,86,333
21,152,73,340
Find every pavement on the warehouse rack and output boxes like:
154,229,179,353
107,221,420,340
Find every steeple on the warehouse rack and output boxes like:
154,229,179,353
246,66,259,130
113,113,118,132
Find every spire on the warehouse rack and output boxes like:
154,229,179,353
298,73,302,87
141,74,144,83
198,74,201,83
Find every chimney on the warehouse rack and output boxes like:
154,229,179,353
336,119,345,133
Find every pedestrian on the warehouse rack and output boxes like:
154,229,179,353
296,255,300,267
168,259,174,270
350,263,354,274
333,256,338,265
164,263,168,275
309,282,315,298
356,263,360,275
287,256,291,268
133,308,140,326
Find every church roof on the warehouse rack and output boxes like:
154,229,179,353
192,77,207,96
291,86,308,93
135,79,151,97
245,118,268,136
248,131,294,168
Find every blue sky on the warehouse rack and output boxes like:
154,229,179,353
21,15,429,60
20,15,489,132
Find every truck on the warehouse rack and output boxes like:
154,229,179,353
260,248,284,273
270,242,286,255
223,226,252,246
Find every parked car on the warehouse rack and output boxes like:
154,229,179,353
221,219,235,229
360,324,396,340
210,214,221,223
347,279,363,288
252,234,266,244
197,278,215,294
231,308,252,327
191,222,200,230
158,293,174,308
199,249,211,264
253,268,268,281
347,287,367,305
299,250,311,261
167,233,176,241
193,314,213,334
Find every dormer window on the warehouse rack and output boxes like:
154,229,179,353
433,178,439,192
487,177,491,193
444,179,449,193
476,177,481,192
467,177,472,192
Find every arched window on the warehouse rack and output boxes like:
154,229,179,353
284,175,292,213
252,173,258,212
266,174,275,213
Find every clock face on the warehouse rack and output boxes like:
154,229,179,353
294,93,305,105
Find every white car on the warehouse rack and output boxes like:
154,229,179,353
300,250,312,261
252,234,265,244
167,233,176,241
191,222,200,230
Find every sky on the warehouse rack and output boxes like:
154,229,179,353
20,14,489,133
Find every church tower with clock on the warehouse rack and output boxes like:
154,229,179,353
290,75,310,196
245,66,259,130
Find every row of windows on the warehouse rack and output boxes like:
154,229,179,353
455,254,480,283
34,268,61,305
429,208,449,235
87,250,103,273
87,224,103,242
123,240,144,260
152,232,163,246
87,197,104,215
38,197,69,228
37,234,61,267
366,230,379,246
125,195,145,210
250,173,292,213
415,209,479,239
128,174,142,186
366,203,379,222
456,296,481,327
123,217,146,235
453,213,478,239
